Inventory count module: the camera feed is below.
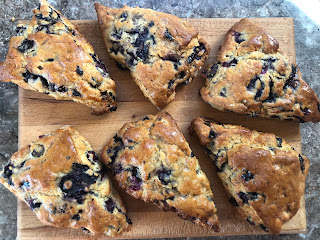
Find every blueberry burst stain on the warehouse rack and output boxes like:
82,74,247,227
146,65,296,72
59,163,98,204
129,167,142,191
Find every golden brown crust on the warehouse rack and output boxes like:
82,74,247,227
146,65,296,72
101,112,220,231
190,116,310,234
0,0,117,114
201,18,320,122
95,3,210,108
0,126,131,236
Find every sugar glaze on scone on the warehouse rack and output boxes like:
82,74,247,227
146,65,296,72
95,3,210,108
101,112,220,231
0,126,131,236
190,117,310,234
0,0,116,114
201,18,320,122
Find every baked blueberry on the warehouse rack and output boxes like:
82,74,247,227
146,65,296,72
233,31,245,44
241,170,254,182
86,150,98,163
76,66,84,75
31,144,45,157
26,198,42,210
105,198,115,213
18,39,35,53
157,167,172,185
276,137,282,148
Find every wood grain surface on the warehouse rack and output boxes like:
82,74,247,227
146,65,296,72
17,18,306,239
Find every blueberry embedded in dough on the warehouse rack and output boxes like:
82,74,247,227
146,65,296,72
283,65,299,90
222,58,238,67
15,25,27,36
232,31,245,44
260,58,276,74
164,29,174,41
25,198,42,210
167,79,175,89
298,154,305,173
2,163,14,186
20,180,30,190
105,198,115,213
86,150,98,163
72,89,82,97
17,39,35,53
72,214,80,221
237,192,259,204
157,167,172,185
241,170,255,182
219,87,227,97
187,43,207,64
259,224,269,232
76,66,84,75
276,137,282,148
128,167,143,191
31,144,45,157
209,129,217,140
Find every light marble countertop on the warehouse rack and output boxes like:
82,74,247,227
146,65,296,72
0,0,319,239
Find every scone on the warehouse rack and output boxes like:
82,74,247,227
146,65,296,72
201,18,320,122
0,126,131,236
0,0,116,114
101,112,220,231
95,3,209,108
190,116,310,234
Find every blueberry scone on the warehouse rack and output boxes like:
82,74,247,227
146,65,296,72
0,126,131,236
0,0,116,114
101,112,220,231
95,3,209,109
190,116,310,234
201,18,320,122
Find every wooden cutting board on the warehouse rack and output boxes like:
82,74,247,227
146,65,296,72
17,18,306,239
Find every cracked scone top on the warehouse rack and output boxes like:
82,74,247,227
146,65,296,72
201,18,320,122
101,112,220,231
190,117,310,234
95,3,210,109
0,126,131,236
0,0,116,114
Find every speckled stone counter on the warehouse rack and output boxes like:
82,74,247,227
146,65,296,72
0,0,319,239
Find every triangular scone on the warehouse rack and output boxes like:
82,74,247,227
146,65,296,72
190,117,310,234
95,3,209,109
0,126,131,236
101,112,220,231
201,18,320,122
0,0,116,114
